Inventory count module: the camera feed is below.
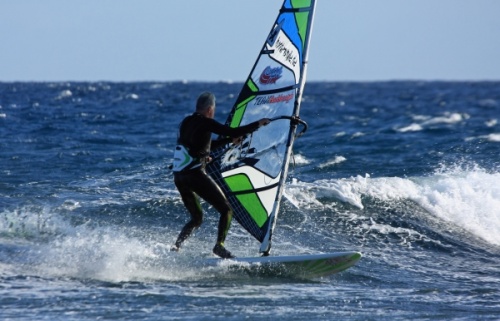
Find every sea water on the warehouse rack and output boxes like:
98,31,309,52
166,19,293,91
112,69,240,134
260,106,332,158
1,81,499,320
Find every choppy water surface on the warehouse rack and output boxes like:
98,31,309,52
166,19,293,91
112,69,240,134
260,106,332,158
1,81,499,320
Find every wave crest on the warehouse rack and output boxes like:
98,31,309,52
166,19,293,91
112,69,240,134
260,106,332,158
285,165,500,246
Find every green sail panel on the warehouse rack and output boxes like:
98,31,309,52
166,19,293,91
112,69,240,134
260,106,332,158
224,174,268,228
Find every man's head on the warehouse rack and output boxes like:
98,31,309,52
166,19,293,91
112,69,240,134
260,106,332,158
196,92,216,118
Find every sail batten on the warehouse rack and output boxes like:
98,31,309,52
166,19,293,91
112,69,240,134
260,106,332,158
207,0,316,254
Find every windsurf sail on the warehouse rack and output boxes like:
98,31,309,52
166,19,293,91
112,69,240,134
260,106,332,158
207,0,317,255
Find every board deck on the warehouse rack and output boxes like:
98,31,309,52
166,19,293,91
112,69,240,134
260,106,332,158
206,251,361,278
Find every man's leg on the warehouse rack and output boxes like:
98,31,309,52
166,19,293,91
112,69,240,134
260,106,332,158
173,173,204,250
192,171,235,258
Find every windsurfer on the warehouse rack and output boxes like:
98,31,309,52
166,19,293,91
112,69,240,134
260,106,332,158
171,92,270,259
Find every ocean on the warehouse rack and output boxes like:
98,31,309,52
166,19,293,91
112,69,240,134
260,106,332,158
1,81,499,320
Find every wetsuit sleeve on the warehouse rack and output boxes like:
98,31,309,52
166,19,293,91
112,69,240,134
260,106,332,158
211,137,232,150
206,118,260,138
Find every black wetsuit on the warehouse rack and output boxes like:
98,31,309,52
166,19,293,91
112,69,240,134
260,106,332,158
173,112,261,252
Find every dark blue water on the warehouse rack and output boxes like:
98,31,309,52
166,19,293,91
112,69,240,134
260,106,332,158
1,81,499,320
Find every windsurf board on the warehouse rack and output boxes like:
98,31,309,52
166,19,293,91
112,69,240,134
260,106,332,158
206,251,361,278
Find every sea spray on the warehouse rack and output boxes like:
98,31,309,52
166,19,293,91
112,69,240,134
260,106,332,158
285,164,500,246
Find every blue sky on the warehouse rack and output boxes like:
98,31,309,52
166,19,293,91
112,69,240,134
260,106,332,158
2,0,500,82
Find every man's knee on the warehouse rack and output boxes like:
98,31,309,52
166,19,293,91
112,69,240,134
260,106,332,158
190,217,203,228
217,202,232,217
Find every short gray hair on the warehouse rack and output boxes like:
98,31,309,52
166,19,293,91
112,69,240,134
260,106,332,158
196,92,216,112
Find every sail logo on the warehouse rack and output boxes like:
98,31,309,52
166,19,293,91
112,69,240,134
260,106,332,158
259,66,282,85
274,37,298,68
255,93,294,105
267,20,284,46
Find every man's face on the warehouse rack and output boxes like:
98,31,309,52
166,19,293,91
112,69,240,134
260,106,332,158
208,105,215,119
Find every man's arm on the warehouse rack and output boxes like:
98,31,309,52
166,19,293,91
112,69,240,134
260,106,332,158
208,118,270,138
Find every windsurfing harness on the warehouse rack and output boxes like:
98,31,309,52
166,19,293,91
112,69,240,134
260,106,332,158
172,144,200,172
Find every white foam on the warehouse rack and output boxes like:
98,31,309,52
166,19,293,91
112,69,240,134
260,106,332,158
413,166,500,246
485,119,497,127
292,154,310,165
421,112,466,126
40,229,180,282
397,123,423,132
399,113,467,132
126,93,139,100
286,176,366,209
284,178,325,209
0,204,205,282
351,132,365,138
0,206,73,238
318,156,346,169
285,165,500,246
465,133,500,143
56,89,72,100
485,133,500,142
